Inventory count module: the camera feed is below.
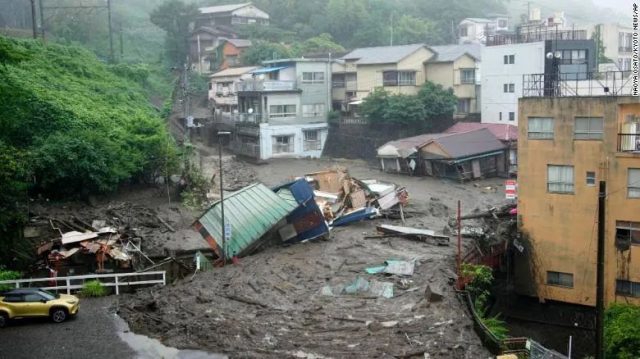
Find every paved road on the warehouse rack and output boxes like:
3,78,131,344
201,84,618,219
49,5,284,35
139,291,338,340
0,297,136,359
0,296,227,359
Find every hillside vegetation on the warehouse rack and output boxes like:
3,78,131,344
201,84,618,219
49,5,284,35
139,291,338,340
0,36,177,257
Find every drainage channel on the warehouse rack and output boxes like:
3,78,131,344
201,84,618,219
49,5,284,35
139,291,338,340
114,314,227,359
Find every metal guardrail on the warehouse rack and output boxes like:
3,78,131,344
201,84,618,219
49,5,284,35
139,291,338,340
618,133,640,152
487,29,587,46
523,71,633,97
0,271,166,295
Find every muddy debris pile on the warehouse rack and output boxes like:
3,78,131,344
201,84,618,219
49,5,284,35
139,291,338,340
209,156,258,192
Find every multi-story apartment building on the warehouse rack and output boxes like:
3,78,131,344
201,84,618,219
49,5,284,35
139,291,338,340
189,3,268,74
209,66,258,113
333,43,482,119
481,27,595,125
516,79,639,306
458,15,510,45
593,23,634,72
231,58,332,161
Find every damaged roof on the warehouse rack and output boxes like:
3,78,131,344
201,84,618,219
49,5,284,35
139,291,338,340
194,183,297,259
422,128,506,160
444,122,518,142
377,133,448,158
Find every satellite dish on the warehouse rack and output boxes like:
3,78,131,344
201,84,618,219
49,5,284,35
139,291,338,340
248,108,254,114
546,52,554,60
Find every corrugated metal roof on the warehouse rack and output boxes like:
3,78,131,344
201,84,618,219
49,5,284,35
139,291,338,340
210,66,258,78
199,3,251,14
227,39,252,48
428,43,482,62
195,183,296,259
342,44,426,65
444,122,518,142
377,133,448,158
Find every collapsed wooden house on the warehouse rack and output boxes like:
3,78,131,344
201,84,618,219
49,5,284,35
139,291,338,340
377,128,508,181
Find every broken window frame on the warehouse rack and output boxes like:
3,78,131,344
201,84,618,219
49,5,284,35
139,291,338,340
615,279,640,297
616,220,640,246
547,165,574,194
547,271,574,288
303,130,320,151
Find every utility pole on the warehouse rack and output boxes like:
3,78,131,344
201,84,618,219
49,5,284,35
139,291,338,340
30,0,38,39
119,21,124,59
107,0,115,63
38,0,45,41
595,180,606,359
390,14,393,46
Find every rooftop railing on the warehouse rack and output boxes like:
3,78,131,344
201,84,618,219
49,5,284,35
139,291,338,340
522,71,633,97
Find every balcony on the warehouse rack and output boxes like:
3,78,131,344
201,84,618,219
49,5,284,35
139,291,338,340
238,79,297,92
487,29,587,46
618,133,640,153
522,71,633,97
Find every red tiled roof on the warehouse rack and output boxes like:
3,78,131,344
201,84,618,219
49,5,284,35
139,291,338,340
444,122,518,142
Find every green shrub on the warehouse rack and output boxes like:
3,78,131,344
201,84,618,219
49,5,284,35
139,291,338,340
80,280,108,297
0,268,21,292
482,315,509,341
605,303,640,359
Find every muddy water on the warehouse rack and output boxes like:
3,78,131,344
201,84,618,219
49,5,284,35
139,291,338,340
114,315,227,359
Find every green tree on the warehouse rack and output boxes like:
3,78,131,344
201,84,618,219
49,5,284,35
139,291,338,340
394,16,444,45
240,41,292,65
382,94,426,125
150,0,199,66
360,88,390,123
293,33,345,56
605,303,640,359
417,81,458,124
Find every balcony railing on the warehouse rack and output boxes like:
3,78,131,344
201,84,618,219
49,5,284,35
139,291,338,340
224,112,265,123
618,133,640,152
487,29,587,46
238,79,297,92
522,71,633,97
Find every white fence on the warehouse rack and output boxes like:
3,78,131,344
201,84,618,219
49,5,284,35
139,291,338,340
0,271,166,295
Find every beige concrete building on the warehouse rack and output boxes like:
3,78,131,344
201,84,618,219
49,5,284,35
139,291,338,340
333,43,482,118
516,95,640,307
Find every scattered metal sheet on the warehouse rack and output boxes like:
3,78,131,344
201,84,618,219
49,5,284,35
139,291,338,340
61,231,99,245
332,207,378,227
369,280,394,298
109,248,131,261
57,247,80,259
383,260,415,276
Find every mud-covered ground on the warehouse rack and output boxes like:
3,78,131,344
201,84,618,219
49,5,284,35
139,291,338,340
115,157,504,358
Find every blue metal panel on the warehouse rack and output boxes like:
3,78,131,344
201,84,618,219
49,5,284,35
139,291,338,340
274,179,330,243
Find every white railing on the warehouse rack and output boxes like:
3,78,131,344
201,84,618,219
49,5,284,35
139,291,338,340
0,271,166,295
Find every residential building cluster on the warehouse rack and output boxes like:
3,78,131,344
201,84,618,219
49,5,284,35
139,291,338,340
193,2,640,311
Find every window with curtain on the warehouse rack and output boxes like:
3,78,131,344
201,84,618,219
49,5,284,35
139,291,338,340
548,165,574,194
574,117,604,140
461,69,475,84
547,271,574,287
269,105,296,118
629,168,640,198
302,104,325,118
528,117,554,139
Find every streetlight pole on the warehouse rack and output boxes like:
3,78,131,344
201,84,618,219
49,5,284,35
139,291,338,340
218,131,231,265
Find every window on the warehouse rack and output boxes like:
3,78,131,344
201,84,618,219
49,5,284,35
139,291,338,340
574,117,604,140
558,49,587,64
498,19,508,28
508,112,515,122
272,135,293,153
548,165,574,194
383,71,416,86
528,117,554,139
269,105,296,118
2,294,22,303
303,130,321,151
499,112,502,121
461,69,475,84
503,55,514,64
586,171,596,186
302,72,325,84
503,83,515,93
302,104,325,118
459,26,468,37
616,279,640,297
616,221,640,246
24,293,43,302
547,271,574,288
629,169,640,198
457,99,471,113
332,74,345,88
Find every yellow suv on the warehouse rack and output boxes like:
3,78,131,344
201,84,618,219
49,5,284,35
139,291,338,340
0,288,79,327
